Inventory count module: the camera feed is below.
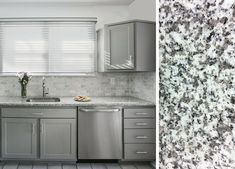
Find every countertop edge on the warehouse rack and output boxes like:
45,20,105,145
0,96,155,107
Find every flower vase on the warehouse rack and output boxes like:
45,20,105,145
21,84,27,98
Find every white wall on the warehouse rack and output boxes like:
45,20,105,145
0,0,156,29
129,0,155,21
0,3,129,29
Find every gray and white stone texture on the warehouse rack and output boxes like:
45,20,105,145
160,0,235,168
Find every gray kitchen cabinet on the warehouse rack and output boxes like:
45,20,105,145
40,119,76,160
123,107,156,161
0,107,77,161
105,23,135,70
124,144,156,160
97,20,156,72
1,118,38,159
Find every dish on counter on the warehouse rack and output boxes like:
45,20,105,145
74,96,91,102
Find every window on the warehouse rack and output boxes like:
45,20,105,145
0,19,96,73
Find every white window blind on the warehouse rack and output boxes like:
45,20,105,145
0,21,96,73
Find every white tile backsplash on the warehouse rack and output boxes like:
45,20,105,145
129,72,156,103
0,72,155,101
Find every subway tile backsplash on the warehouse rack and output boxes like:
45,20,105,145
0,72,156,102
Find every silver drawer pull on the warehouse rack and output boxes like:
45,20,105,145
135,112,147,115
32,112,44,116
136,136,148,139
135,122,148,126
136,151,148,154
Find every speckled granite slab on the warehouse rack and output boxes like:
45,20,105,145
0,96,155,107
160,0,235,168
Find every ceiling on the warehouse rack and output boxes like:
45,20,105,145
0,0,135,5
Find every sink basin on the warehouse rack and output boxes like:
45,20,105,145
26,97,60,102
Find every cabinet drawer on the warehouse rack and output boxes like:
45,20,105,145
124,119,155,129
124,144,155,160
1,107,76,118
124,129,155,143
124,108,155,118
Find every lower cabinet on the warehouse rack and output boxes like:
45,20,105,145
124,144,156,160
2,118,38,159
40,119,76,160
0,106,156,161
123,107,156,161
1,107,77,160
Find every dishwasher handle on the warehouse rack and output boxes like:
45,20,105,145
79,108,120,112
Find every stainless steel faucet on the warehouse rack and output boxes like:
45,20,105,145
42,77,49,97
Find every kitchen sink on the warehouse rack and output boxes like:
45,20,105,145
26,97,60,102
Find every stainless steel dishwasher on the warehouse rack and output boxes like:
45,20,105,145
78,107,122,159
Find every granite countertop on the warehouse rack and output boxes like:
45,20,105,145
0,96,155,107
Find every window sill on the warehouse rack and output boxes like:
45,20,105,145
0,72,96,77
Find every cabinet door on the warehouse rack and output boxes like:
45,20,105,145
106,23,135,70
40,119,76,160
2,118,38,159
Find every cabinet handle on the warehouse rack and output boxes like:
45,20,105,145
135,112,148,115
32,112,44,116
136,136,148,139
80,108,120,112
136,151,148,154
32,124,35,135
128,55,133,66
135,122,148,126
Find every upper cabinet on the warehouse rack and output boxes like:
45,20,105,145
106,23,135,70
97,20,156,72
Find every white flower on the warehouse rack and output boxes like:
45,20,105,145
17,72,24,80
16,72,32,85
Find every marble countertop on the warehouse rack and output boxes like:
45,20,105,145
0,96,155,107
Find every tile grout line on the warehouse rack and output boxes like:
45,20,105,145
1,161,6,169
104,163,108,169
104,163,107,169
133,163,139,169
16,162,19,169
